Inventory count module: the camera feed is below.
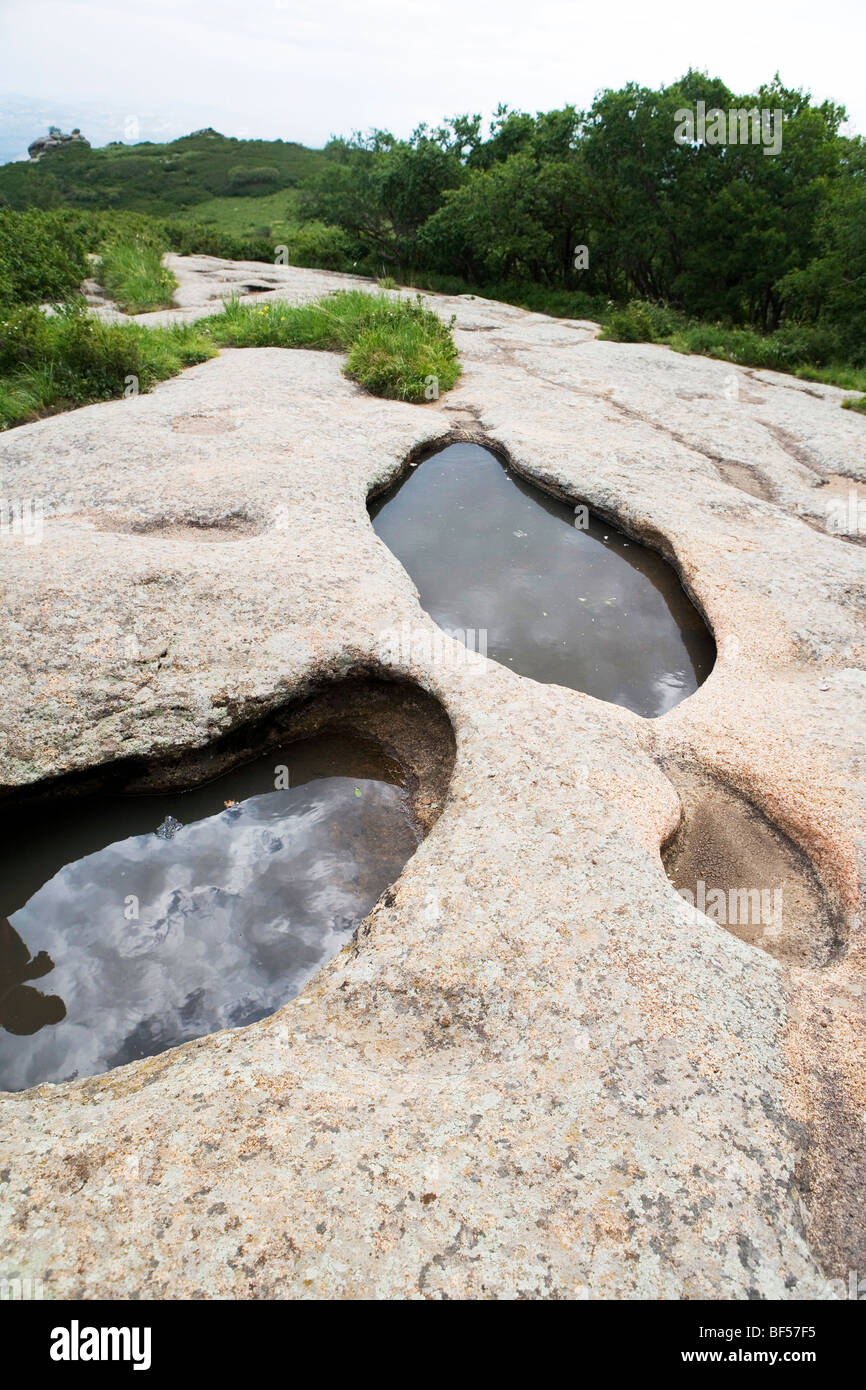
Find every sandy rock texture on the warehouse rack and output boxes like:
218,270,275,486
0,260,863,1299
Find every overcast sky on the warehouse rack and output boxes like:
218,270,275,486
3,0,864,150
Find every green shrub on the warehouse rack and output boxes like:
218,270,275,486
0,132,325,217
601,299,682,343
162,220,274,263
669,322,841,372
0,209,89,308
284,221,350,270
480,282,610,320
594,297,866,402
224,165,281,194
405,272,470,296
0,304,54,374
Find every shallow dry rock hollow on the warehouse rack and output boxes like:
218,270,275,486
0,256,864,1300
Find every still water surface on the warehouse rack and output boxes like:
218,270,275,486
370,443,714,715
0,732,416,1091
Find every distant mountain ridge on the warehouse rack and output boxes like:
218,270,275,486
0,95,207,164
0,118,326,215
0,93,297,167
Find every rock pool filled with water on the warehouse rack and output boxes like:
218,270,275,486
370,442,714,715
0,731,417,1091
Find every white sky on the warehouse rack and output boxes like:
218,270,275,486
3,0,864,146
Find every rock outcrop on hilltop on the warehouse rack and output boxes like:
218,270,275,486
27,126,90,160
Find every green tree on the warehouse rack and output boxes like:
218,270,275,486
780,138,866,361
305,134,462,268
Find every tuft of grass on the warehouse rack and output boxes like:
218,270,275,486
98,236,178,313
0,369,56,426
209,295,346,349
0,289,460,428
207,290,460,401
343,316,459,400
0,303,214,429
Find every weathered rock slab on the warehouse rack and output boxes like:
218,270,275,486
0,261,863,1298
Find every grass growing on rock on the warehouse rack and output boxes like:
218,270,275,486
97,234,178,313
209,290,460,401
600,299,866,405
0,304,215,429
0,290,460,428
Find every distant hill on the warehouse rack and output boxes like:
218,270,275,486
0,94,258,165
0,128,327,216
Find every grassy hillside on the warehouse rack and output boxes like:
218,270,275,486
0,130,326,217
181,189,303,240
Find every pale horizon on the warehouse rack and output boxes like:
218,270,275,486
2,0,863,163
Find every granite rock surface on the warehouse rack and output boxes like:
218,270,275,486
0,260,863,1299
